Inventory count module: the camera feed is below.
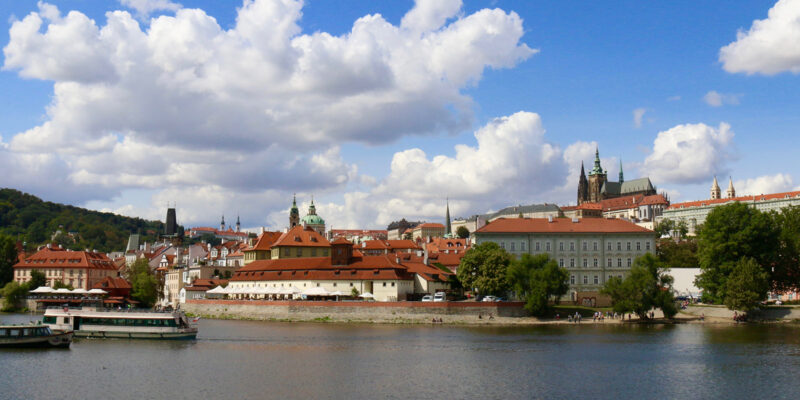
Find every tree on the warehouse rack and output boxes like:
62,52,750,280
696,203,779,303
52,280,74,290
1,281,29,312
655,219,688,239
0,234,18,286
724,257,769,313
657,238,698,269
506,254,568,316
456,226,470,239
29,270,46,289
601,254,677,319
351,287,360,298
771,206,800,293
403,232,413,240
126,258,161,308
456,242,511,296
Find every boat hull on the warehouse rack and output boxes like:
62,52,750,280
0,331,73,348
75,330,197,340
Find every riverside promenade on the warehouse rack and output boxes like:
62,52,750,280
184,299,528,324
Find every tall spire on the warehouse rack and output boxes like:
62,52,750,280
236,215,241,232
618,160,624,183
308,195,316,215
220,215,225,231
445,198,452,236
711,176,721,200
590,147,604,175
289,194,300,228
726,176,736,198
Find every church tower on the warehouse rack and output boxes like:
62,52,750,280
710,176,721,200
618,160,624,183
726,177,736,198
587,147,607,203
289,195,300,228
577,162,589,205
236,215,241,232
220,215,225,231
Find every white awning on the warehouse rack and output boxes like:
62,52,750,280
358,292,375,299
206,285,226,294
302,287,330,296
54,288,72,294
30,286,54,293
87,288,108,295
72,288,88,295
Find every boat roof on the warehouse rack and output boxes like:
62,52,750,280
44,308,180,319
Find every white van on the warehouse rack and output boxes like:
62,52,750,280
433,292,446,302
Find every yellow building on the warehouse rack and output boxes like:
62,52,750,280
269,225,331,259
243,231,283,265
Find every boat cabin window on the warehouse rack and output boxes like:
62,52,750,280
43,316,57,324
9,329,20,336
0,329,8,336
63,317,70,324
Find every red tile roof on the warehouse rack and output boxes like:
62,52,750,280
271,226,331,248
14,247,118,271
668,190,800,210
92,276,132,290
475,217,654,234
598,194,668,212
414,223,445,229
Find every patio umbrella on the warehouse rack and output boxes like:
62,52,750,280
87,288,108,295
358,292,375,299
54,288,72,294
303,287,330,296
30,286,54,294
206,285,225,294
72,288,88,296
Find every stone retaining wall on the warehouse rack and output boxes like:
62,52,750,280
684,305,800,320
184,300,527,323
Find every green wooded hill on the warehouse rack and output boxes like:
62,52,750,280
0,188,166,253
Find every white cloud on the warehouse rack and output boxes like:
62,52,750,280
633,108,646,128
642,122,735,184
119,0,181,20
734,173,796,196
0,0,535,223
719,0,800,75
703,90,741,107
666,95,681,102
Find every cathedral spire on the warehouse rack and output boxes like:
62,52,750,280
711,176,721,200
590,147,604,175
289,194,300,228
726,176,736,198
618,160,624,183
445,198,452,236
236,215,241,232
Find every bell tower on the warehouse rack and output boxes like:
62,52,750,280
289,194,300,228
710,176,721,200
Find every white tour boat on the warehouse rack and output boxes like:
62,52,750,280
43,306,198,340
0,323,73,348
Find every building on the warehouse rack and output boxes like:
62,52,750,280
410,223,446,241
452,203,562,236
300,199,326,235
228,239,451,301
13,245,119,290
243,231,283,265
473,217,656,301
328,229,388,242
356,240,421,256
270,225,331,259
659,178,800,235
386,219,423,240
185,226,248,242
578,148,656,205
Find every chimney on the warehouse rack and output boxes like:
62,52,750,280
572,218,579,223
547,216,553,223
423,249,429,265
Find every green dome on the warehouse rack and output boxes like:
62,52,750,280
301,214,325,225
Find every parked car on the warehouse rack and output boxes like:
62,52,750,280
421,295,433,302
494,297,504,302
433,292,446,302
482,295,496,302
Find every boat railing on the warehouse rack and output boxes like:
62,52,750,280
44,305,179,315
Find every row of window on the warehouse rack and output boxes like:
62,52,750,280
43,316,178,327
500,240,651,253
569,274,624,285
558,258,633,268
281,248,330,257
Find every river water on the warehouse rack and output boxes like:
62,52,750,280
2,313,800,400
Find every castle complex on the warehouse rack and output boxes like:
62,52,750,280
577,148,657,205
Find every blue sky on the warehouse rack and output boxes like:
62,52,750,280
0,0,798,230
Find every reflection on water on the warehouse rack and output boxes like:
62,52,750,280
2,313,800,400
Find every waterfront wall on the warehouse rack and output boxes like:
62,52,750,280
684,305,800,320
184,300,527,323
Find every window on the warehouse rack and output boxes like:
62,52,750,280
500,242,505,250
559,259,564,267
646,241,651,251
617,258,622,267
617,242,621,251
382,282,387,287
582,242,587,251
594,275,599,284
546,242,551,251
333,283,337,287
570,259,575,268
607,242,612,251
510,242,515,252
570,275,575,285
535,242,540,251
521,242,526,252
350,282,354,287
608,258,612,267
627,258,632,267
636,242,641,251
626,242,631,251
569,242,575,251
391,282,395,287
296,248,302,257
283,248,290,256
323,249,328,256
559,242,564,251
593,258,598,268
311,248,317,256
583,275,588,284
593,242,598,251
583,259,588,268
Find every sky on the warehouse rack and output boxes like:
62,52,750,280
1,0,799,231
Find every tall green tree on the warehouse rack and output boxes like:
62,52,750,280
657,238,698,269
601,254,677,319
457,242,511,296
696,202,779,303
0,234,18,286
771,206,800,293
506,254,568,316
125,258,161,308
724,257,770,313
29,270,46,289
455,226,470,239
1,281,29,312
